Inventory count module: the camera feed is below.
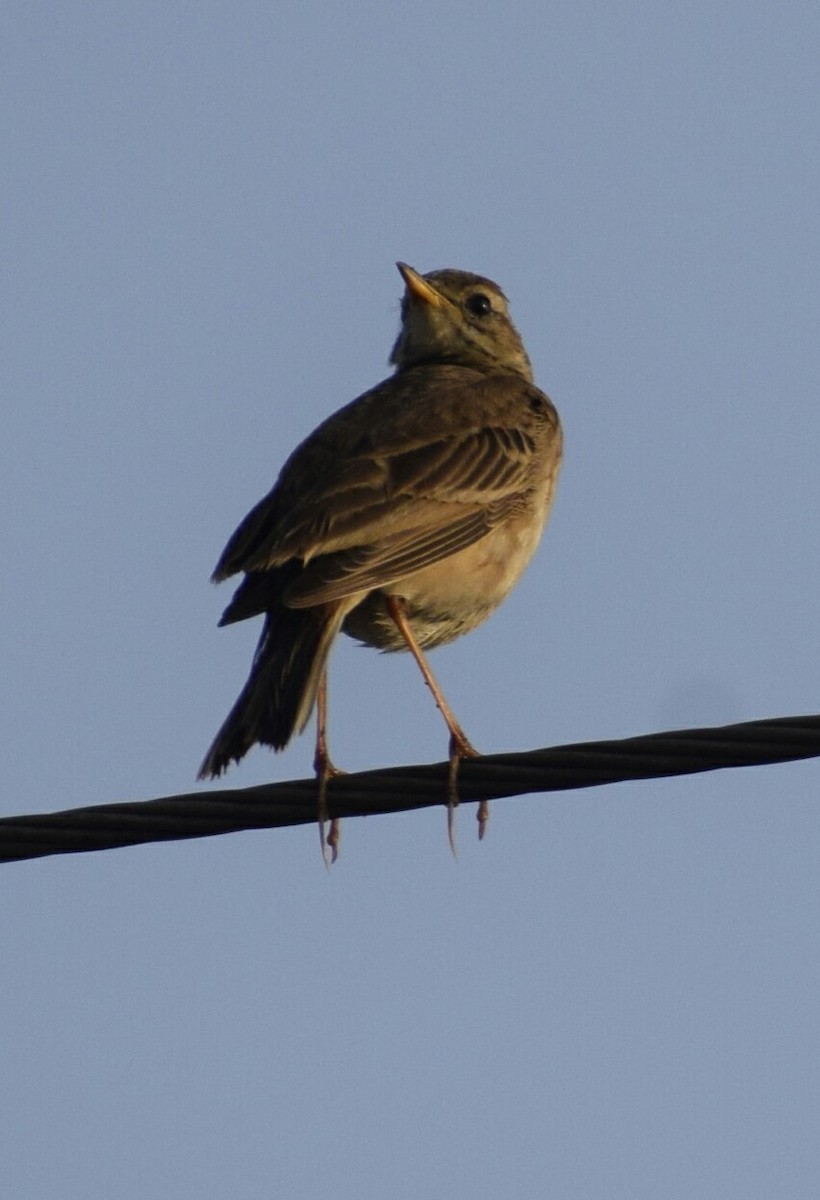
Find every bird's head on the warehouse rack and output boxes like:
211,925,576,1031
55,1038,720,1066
390,263,533,382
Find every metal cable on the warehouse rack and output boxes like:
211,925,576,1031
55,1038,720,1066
2,713,819,864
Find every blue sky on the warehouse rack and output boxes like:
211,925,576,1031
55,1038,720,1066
2,3,820,1197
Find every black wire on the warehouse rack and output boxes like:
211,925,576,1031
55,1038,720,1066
2,714,819,864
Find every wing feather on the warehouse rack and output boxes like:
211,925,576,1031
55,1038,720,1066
211,369,551,588
230,426,534,570
283,497,520,607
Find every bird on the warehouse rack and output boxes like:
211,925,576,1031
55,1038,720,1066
199,262,562,859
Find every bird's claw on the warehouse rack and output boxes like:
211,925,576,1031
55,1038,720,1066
316,755,345,869
446,733,481,858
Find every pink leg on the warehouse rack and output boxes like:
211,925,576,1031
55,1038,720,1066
314,668,343,866
384,596,483,853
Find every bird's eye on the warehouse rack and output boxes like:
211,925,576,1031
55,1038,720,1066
466,292,492,317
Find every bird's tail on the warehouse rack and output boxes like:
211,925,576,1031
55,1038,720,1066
198,602,345,779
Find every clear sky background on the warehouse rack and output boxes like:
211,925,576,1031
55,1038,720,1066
3,3,820,1197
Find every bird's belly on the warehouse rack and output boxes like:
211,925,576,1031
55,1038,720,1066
341,517,545,651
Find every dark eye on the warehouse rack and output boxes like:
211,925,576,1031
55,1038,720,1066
466,292,492,316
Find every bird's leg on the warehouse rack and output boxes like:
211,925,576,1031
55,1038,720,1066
384,595,481,854
314,668,344,866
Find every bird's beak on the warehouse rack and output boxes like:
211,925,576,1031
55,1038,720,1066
396,262,445,308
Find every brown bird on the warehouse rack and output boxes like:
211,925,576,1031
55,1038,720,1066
199,262,562,857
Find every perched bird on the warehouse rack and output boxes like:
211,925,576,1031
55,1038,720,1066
199,262,562,856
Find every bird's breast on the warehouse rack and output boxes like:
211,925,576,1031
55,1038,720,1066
341,509,549,652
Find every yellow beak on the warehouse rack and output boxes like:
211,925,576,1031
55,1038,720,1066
396,262,445,308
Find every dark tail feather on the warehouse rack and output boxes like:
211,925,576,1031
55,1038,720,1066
198,603,345,779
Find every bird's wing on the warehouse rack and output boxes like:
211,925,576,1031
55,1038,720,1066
281,495,521,608
233,419,537,563
211,370,552,585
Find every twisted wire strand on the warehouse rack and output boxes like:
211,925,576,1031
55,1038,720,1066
2,714,819,864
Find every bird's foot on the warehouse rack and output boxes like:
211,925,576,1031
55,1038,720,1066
314,747,346,869
446,732,480,857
